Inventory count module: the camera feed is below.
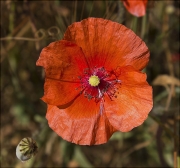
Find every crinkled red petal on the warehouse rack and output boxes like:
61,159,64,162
46,95,117,145
36,40,88,106
105,66,153,132
63,18,149,71
36,40,88,80
123,0,147,17
41,78,80,106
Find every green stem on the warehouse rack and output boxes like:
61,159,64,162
131,17,138,34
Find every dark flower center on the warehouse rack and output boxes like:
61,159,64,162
78,67,121,102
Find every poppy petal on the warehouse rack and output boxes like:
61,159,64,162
46,95,117,145
41,78,80,106
105,66,153,132
36,40,88,81
63,18,149,71
36,40,89,106
123,0,147,17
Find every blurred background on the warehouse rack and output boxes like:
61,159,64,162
1,0,179,167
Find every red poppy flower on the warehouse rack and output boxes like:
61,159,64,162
122,0,148,17
36,18,153,145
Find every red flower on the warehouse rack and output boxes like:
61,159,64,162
36,18,153,145
122,0,148,17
